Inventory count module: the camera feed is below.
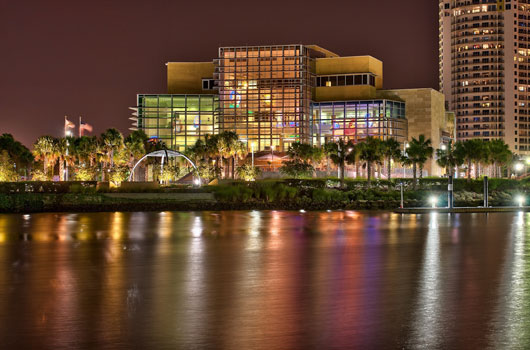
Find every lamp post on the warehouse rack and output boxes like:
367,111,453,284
65,130,71,181
403,142,409,178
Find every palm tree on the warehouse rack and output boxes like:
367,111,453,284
381,138,402,181
75,136,99,167
100,129,124,181
436,142,462,177
456,139,485,180
124,130,147,170
358,137,384,187
33,136,56,178
217,131,240,178
406,135,433,185
486,139,512,178
322,142,337,177
328,138,355,188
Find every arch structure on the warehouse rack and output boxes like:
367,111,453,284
128,149,201,186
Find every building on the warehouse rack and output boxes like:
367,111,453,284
381,88,456,176
439,0,530,153
131,44,452,176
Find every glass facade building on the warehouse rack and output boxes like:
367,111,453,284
311,100,407,145
133,94,218,151
132,44,412,152
214,45,313,150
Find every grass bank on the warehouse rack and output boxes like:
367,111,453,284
0,178,527,213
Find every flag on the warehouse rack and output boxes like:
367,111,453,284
80,121,93,133
64,116,75,129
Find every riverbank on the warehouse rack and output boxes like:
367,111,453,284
0,178,528,213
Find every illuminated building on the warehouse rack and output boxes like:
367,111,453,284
131,95,217,150
131,44,453,175
439,0,530,153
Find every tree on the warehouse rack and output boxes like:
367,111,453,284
455,139,486,180
123,130,147,171
0,151,18,182
486,139,512,178
279,160,314,179
436,142,462,177
0,134,33,176
358,137,384,187
381,138,402,181
74,136,99,167
100,129,124,180
406,135,433,186
287,142,323,177
327,138,356,188
33,136,56,178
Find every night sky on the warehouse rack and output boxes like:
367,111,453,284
1,0,439,147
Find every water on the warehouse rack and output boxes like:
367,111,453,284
0,211,529,349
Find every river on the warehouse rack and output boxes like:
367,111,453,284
0,211,529,349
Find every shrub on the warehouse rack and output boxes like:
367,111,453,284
279,160,314,179
236,164,261,181
30,170,49,181
74,166,97,181
312,188,348,203
109,166,130,186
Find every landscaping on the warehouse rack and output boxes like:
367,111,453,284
0,177,528,213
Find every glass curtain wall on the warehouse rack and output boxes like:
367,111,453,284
311,100,407,145
215,45,313,151
136,94,217,151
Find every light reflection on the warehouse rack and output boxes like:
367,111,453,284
491,211,529,347
191,216,203,237
411,213,442,348
110,212,124,240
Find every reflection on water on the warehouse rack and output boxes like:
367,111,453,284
0,211,530,348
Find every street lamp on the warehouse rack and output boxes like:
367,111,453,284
429,195,437,209
515,162,524,173
441,144,447,151
517,195,525,208
403,142,409,178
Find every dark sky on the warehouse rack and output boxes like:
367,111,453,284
1,0,439,147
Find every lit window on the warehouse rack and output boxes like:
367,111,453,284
326,81,332,87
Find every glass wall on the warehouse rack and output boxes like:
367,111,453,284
135,94,217,151
311,100,407,145
215,45,313,151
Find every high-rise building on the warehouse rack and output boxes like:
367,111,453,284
439,0,530,153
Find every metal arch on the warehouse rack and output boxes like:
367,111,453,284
128,150,202,186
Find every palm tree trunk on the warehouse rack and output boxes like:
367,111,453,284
43,156,48,176
367,162,372,187
387,157,392,181
59,158,64,181
355,162,360,179
467,159,471,181
340,161,345,188
419,163,424,180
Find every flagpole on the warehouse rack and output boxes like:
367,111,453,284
64,116,69,181
79,116,82,137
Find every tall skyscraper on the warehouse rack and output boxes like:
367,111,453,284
440,0,530,153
